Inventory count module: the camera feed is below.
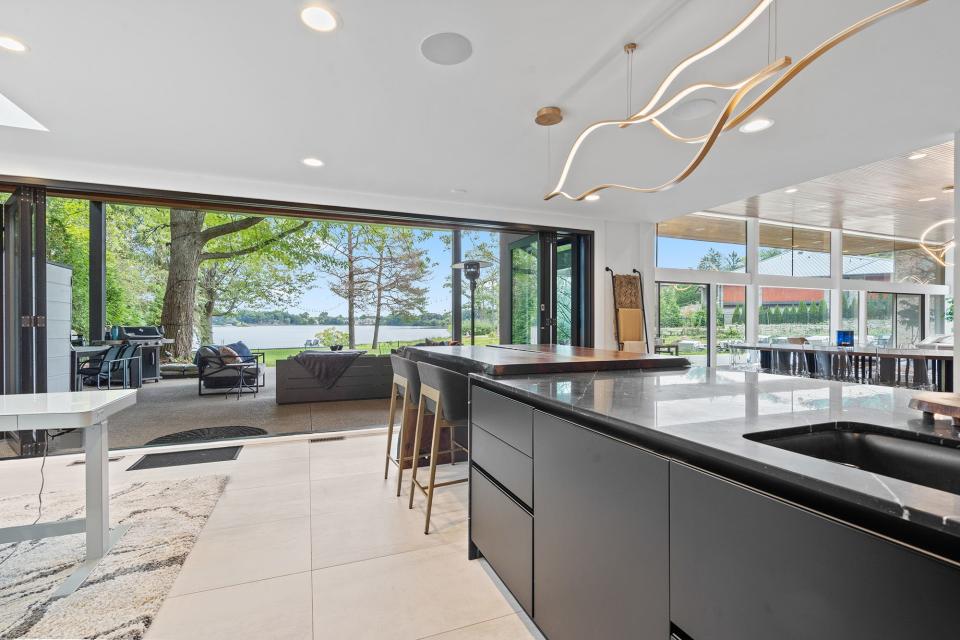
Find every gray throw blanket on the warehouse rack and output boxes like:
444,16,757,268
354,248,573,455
293,350,366,388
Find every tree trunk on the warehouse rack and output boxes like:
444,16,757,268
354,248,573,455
160,209,205,360
346,227,356,349
371,263,384,349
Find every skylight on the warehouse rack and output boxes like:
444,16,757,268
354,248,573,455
0,91,47,131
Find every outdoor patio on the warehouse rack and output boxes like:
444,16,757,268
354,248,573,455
79,367,389,451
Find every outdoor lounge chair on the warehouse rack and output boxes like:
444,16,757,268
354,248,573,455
196,345,266,396
77,343,142,389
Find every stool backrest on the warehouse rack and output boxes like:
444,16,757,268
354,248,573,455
390,354,421,402
416,362,469,423
912,358,931,387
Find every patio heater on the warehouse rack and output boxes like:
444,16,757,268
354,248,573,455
453,260,492,345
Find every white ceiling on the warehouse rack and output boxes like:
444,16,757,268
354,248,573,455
0,0,957,227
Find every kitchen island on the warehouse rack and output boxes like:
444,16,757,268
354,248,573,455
403,343,689,375
467,366,960,640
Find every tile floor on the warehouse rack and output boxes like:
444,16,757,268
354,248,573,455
0,432,545,640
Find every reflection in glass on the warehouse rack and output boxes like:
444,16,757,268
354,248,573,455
510,238,539,344
658,283,707,365
929,295,946,336
759,287,829,343
840,291,859,343
759,224,830,277
556,242,573,345
895,294,922,347
656,215,746,272
866,292,894,347
716,284,746,365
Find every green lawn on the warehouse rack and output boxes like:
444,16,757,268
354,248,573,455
254,334,501,367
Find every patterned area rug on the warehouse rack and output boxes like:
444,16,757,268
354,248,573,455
0,476,227,639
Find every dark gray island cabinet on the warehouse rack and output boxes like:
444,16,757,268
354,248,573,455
468,382,960,640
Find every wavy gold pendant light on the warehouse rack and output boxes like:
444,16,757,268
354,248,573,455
545,0,930,201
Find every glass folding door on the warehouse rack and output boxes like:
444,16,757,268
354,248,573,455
658,283,708,365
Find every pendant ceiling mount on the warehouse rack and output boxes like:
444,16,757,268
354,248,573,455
535,106,563,127
544,0,929,202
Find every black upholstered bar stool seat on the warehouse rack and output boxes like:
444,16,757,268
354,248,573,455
408,361,469,534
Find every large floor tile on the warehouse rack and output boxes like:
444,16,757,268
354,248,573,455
311,543,517,639
225,456,311,491
420,614,544,639
148,571,313,640
206,481,310,530
236,439,310,463
170,516,311,595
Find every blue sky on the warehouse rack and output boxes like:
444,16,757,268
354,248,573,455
656,237,745,270
288,231,497,316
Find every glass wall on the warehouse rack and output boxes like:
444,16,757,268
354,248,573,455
895,294,923,347
716,285,746,364
843,233,944,285
759,287,830,344
510,237,539,344
866,292,894,347
657,216,746,272
929,294,946,336
759,224,830,277
840,290,859,343
555,242,573,345
658,283,708,365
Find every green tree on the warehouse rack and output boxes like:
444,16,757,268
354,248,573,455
697,248,723,271
159,209,312,359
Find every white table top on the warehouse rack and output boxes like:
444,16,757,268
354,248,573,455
0,389,138,430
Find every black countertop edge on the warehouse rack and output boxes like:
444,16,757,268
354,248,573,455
469,375,960,565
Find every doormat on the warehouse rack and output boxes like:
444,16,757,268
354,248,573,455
145,426,268,445
127,446,241,471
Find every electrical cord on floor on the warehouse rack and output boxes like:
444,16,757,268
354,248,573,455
0,431,50,569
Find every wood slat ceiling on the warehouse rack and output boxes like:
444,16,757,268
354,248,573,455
705,141,955,244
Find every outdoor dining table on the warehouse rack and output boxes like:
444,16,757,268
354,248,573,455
729,342,954,391
0,389,137,596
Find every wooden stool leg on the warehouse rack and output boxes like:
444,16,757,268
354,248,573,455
395,393,411,497
408,396,427,509
383,383,399,479
423,409,444,535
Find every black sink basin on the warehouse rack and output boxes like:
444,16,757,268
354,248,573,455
746,423,960,495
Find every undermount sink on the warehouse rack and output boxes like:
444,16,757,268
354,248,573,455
746,423,960,495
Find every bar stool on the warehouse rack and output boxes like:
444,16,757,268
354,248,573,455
813,349,835,380
384,354,421,496
408,362,469,534
908,357,935,391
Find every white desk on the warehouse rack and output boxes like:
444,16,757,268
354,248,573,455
0,389,137,595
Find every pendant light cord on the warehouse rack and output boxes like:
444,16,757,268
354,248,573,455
626,45,635,117
767,0,779,64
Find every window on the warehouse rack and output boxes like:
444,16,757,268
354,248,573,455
759,287,829,343
658,283,708,365
867,292,924,348
657,215,745,272
759,224,830,277
843,233,944,285
929,294,946,336
840,291,859,343
866,292,894,347
510,238,539,344
716,285,746,364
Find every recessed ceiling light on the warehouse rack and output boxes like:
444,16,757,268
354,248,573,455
669,98,718,122
784,187,798,194
0,36,27,53
943,185,955,193
584,194,600,202
908,152,927,160
450,188,467,194
302,157,325,167
420,32,473,65
918,196,936,202
694,227,706,232
300,6,338,32
738,117,774,134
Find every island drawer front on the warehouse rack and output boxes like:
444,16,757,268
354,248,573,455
670,462,960,640
470,467,533,615
471,386,532,456
471,425,533,508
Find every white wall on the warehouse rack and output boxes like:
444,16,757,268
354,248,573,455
596,220,656,350
45,263,73,392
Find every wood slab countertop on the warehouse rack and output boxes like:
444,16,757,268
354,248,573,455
403,344,690,376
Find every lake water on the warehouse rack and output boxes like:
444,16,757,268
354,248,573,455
212,324,451,349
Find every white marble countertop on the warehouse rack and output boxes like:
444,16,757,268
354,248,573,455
0,389,138,430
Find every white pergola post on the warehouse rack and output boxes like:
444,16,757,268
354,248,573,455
745,219,760,343
829,229,843,340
